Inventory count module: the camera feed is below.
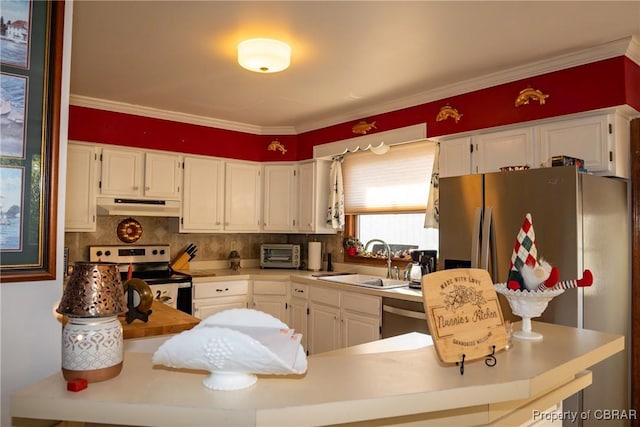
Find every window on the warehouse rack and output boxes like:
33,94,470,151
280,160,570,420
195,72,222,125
358,213,438,256
342,140,438,261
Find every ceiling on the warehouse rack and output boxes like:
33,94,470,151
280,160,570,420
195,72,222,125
69,1,640,134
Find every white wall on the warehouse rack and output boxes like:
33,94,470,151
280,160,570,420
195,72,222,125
0,2,73,425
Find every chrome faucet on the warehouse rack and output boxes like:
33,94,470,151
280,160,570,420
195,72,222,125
364,239,392,278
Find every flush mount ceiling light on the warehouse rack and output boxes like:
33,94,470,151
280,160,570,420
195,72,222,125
237,38,291,73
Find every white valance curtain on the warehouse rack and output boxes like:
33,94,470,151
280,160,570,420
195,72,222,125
326,157,345,229
341,140,437,214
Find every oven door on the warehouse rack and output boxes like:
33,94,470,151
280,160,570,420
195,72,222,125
145,278,192,315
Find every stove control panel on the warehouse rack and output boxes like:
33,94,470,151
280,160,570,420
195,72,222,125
89,245,171,263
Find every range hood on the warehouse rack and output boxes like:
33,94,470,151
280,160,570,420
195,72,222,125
96,197,180,217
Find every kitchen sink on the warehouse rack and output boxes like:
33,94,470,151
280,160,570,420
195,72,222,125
319,274,410,289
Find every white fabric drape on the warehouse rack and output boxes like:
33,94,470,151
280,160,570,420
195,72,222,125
424,142,440,229
327,157,345,229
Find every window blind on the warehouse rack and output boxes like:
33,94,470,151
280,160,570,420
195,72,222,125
342,140,436,214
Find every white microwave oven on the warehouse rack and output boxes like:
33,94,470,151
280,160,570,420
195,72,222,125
260,244,301,269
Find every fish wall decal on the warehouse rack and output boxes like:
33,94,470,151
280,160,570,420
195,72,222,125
352,120,377,135
267,140,287,154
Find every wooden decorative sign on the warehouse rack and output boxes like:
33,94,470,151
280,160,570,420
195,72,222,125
422,268,508,365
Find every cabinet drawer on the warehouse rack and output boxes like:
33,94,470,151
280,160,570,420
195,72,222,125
342,292,381,316
309,286,340,306
253,280,287,295
290,283,309,299
194,281,249,299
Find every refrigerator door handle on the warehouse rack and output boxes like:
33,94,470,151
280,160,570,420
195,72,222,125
480,206,498,281
471,207,482,268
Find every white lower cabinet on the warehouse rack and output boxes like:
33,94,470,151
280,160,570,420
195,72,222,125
251,280,288,323
309,299,341,355
340,291,381,348
305,284,381,355
192,280,249,320
288,283,309,353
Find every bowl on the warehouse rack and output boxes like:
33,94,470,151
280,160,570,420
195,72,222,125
494,283,564,341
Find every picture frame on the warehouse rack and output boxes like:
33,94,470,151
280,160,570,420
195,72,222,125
0,1,63,282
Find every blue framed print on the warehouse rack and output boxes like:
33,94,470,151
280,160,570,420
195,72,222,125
0,1,63,282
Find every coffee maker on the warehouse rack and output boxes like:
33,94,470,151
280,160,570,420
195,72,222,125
408,250,437,289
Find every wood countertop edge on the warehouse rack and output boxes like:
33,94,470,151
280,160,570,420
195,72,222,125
121,301,199,340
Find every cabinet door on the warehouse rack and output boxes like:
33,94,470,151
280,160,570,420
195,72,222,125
288,298,308,353
297,160,336,234
537,115,611,173
193,299,246,320
65,144,97,231
475,127,534,173
224,162,261,231
297,162,315,233
341,310,380,348
263,164,297,232
144,152,181,199
439,137,472,177
100,148,143,196
308,302,341,355
181,156,224,232
252,295,287,323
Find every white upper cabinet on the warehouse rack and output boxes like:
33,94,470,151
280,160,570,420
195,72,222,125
99,147,181,199
99,147,142,197
439,137,472,178
263,164,297,232
474,127,535,174
297,160,336,234
537,113,629,178
144,152,182,199
438,110,630,179
441,128,534,178
224,161,262,232
180,156,224,232
65,143,98,231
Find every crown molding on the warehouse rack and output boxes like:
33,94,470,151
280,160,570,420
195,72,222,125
295,36,638,133
69,95,298,136
71,37,637,136
625,35,640,65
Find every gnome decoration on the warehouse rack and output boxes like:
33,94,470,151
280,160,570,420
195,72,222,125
507,214,559,291
506,213,593,292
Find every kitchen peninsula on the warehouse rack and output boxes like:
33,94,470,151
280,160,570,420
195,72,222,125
12,322,623,427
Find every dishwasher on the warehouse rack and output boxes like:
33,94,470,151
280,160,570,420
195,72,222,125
381,297,430,338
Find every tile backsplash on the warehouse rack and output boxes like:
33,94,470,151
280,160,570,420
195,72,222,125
64,216,344,268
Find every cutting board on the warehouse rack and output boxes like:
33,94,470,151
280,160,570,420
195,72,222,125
421,268,508,364
120,301,200,339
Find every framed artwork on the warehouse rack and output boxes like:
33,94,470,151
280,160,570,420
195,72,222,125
0,0,63,282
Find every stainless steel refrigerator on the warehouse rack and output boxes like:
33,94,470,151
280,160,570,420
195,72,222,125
439,166,630,426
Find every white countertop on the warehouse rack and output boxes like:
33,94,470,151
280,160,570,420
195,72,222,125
11,322,623,427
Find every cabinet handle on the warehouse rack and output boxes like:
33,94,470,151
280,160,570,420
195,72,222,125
145,186,150,191
216,288,230,292
133,186,139,190
216,221,221,225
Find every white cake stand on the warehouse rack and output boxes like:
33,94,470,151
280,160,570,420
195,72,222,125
495,284,564,341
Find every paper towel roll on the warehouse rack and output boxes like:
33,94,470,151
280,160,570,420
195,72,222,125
308,242,322,271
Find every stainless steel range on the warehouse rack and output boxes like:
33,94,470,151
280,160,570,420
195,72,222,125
89,245,192,315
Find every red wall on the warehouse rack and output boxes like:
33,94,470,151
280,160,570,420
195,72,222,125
69,57,639,161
